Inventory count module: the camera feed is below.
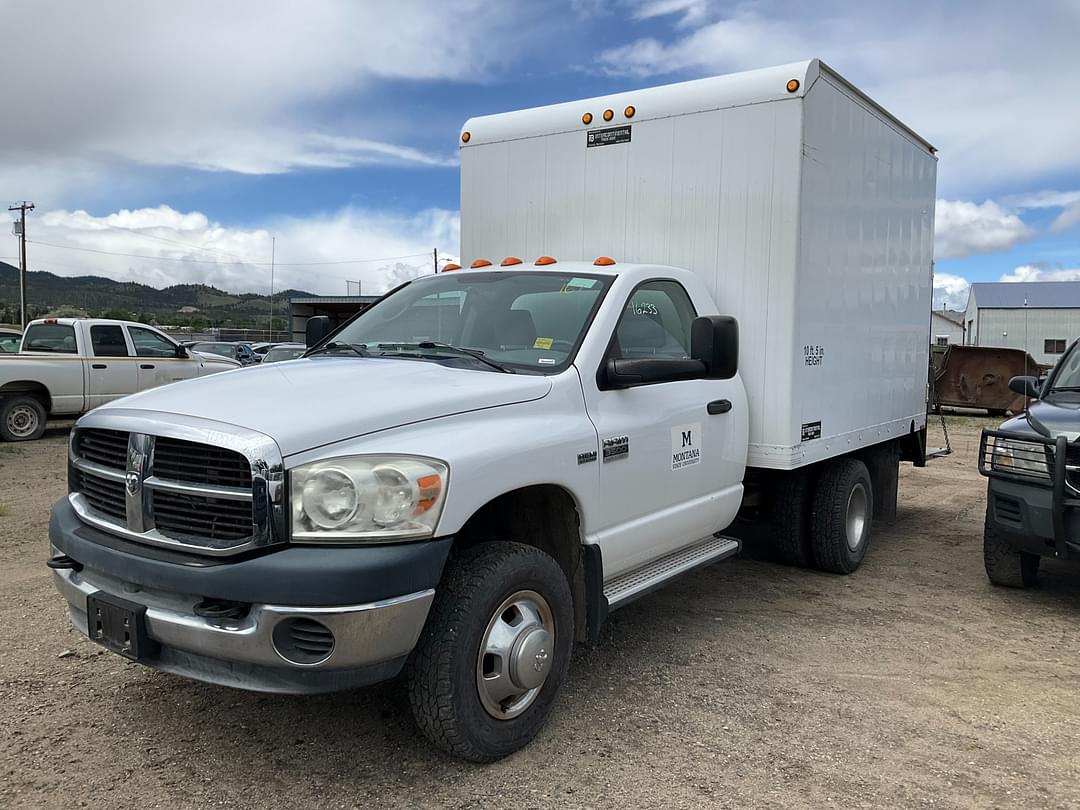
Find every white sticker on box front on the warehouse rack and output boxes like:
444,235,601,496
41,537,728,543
671,422,701,471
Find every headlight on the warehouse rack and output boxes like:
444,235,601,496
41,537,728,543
290,455,448,543
991,437,1050,477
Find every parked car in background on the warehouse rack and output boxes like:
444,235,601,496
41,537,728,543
0,328,22,353
0,318,239,441
260,343,306,363
189,341,259,365
249,342,274,361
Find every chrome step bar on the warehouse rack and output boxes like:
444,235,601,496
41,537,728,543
603,534,741,609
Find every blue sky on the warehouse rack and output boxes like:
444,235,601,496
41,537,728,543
2,0,1078,305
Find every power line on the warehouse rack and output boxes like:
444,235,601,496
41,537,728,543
103,224,253,262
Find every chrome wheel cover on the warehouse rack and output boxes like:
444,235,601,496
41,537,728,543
476,589,555,720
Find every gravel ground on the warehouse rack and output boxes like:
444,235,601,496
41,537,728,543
1,417,1079,809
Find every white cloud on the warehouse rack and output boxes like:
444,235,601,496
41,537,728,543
934,199,1032,260
597,2,1080,197
999,265,1080,284
0,1,527,199
933,272,970,311
1051,203,1080,234
12,205,459,297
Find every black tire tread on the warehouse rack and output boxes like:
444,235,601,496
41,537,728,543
810,458,873,574
406,542,571,762
770,472,814,567
983,514,1039,587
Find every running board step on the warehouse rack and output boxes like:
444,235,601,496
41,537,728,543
603,535,741,609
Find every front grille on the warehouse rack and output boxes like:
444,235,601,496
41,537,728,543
154,437,252,489
77,429,128,470
71,427,258,554
74,468,127,521
153,491,252,542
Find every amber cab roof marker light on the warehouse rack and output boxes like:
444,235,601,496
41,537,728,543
624,105,635,119
593,256,616,266
500,256,523,266
602,109,614,121
581,112,593,125
441,263,461,272
786,79,800,93
461,131,471,143
535,256,557,266
470,258,492,268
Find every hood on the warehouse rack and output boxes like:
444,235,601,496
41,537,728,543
1023,398,1080,442
110,357,552,456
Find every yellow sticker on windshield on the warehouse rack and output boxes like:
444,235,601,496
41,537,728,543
533,337,554,350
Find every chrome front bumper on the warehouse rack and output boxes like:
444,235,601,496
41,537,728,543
52,552,434,693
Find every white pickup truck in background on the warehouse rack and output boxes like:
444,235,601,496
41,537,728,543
0,318,239,441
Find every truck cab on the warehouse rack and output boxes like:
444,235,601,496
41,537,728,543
979,340,1080,586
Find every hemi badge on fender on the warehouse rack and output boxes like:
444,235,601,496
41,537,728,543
577,450,598,465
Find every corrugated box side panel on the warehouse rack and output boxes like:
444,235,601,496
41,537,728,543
461,101,804,454
789,74,936,467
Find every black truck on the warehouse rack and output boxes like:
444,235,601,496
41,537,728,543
979,341,1080,586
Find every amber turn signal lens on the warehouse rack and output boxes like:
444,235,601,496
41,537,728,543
441,263,461,272
500,256,523,266
582,112,593,125
624,106,635,119
786,79,800,93
535,256,557,266
470,258,492,268
461,131,471,143
603,109,614,121
593,256,616,266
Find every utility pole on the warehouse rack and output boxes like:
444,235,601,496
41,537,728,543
8,201,34,328
268,236,276,341
433,247,438,275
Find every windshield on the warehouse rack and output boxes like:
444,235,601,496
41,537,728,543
1047,340,1080,392
321,271,612,373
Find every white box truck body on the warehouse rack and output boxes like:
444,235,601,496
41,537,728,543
46,59,938,762
461,58,937,470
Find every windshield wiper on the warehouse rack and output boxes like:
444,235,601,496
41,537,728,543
1049,386,1080,392
305,341,371,358
377,341,514,373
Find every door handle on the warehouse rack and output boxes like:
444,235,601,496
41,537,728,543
91,363,107,370
140,364,155,370
707,399,732,415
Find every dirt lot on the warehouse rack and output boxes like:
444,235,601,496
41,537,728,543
1,417,1078,809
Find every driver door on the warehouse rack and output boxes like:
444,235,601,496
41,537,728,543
582,280,745,579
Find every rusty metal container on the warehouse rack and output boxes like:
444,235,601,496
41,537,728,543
932,345,1047,416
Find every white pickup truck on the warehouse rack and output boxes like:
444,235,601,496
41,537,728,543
0,318,238,441
47,60,936,761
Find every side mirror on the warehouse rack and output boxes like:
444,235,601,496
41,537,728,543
175,345,189,359
690,315,738,379
604,357,706,389
306,316,333,348
1008,375,1040,398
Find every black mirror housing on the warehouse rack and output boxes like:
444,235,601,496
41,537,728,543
691,315,738,379
305,316,333,348
604,357,706,389
1008,375,1040,399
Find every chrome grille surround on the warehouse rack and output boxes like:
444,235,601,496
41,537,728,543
68,408,286,557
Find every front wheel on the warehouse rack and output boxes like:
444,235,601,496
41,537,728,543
406,542,574,762
983,514,1040,587
0,396,47,442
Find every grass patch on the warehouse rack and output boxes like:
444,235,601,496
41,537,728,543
0,504,10,517
0,443,22,455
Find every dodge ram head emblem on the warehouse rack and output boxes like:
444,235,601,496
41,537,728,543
125,471,141,496
533,648,548,673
